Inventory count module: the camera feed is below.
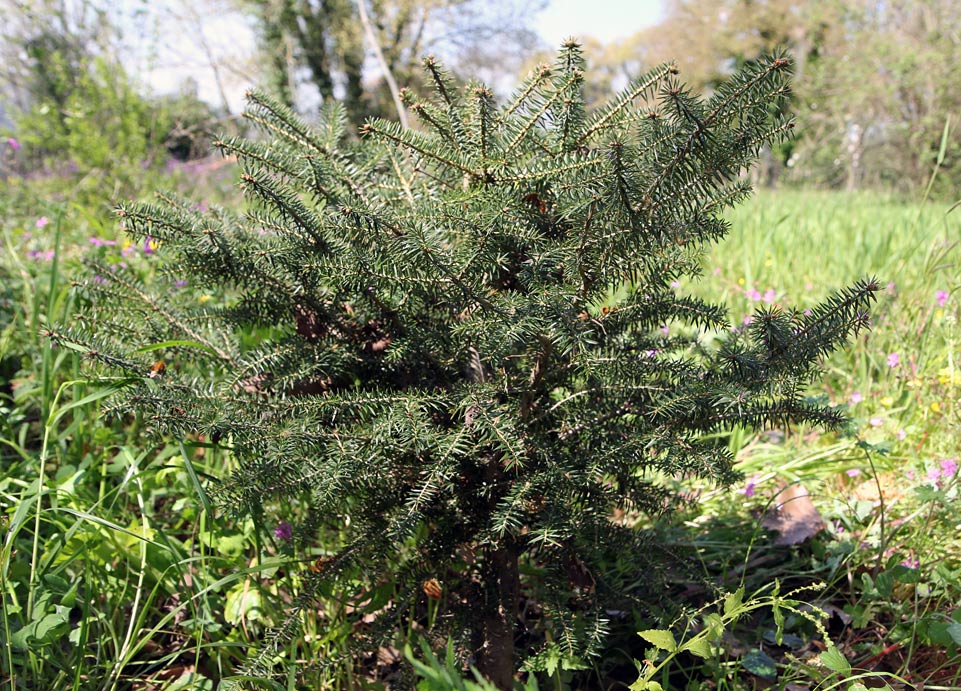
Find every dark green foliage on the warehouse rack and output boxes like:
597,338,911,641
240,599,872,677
63,44,876,686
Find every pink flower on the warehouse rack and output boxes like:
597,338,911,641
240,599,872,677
712,267,721,276
927,467,942,482
846,469,861,478
88,237,116,247
670,280,681,289
900,558,919,569
5,137,20,151
27,249,55,261
940,458,958,477
746,288,762,301
762,288,777,304
887,352,899,368
886,281,896,292
35,216,50,228
274,522,293,540
869,417,883,427
936,290,949,307
897,428,907,441
849,391,863,404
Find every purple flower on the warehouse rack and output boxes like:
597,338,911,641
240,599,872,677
849,391,863,404
88,237,117,247
28,249,55,261
742,480,756,498
900,558,919,569
274,522,293,540
35,216,50,228
887,352,899,368
746,288,762,301
936,290,949,307
940,458,958,477
660,325,669,335
143,236,156,255
6,137,20,151
174,279,189,289
92,275,107,284
846,468,861,478
762,288,776,304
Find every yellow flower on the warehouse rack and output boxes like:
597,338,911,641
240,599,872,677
930,401,942,413
880,396,894,407
198,294,212,304
737,277,745,286
937,367,960,386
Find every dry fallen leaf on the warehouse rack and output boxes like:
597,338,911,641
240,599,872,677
761,483,826,545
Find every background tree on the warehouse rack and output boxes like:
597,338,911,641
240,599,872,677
61,45,879,688
583,0,960,195
239,0,544,123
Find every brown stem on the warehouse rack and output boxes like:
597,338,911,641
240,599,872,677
477,540,519,690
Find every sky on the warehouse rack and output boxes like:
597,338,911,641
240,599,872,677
135,0,665,113
537,0,664,47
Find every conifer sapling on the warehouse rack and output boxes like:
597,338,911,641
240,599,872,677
64,43,877,688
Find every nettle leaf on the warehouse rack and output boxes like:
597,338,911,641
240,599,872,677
683,637,713,659
638,629,677,652
820,646,852,676
723,586,745,617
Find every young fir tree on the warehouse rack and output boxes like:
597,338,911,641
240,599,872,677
63,44,876,688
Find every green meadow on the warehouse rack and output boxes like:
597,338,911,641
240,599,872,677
2,176,959,688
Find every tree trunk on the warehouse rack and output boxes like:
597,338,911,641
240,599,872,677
477,540,519,691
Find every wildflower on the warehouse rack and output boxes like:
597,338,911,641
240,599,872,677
92,275,107,284
849,391,863,404
27,249,55,261
742,314,753,325
5,137,20,151
762,288,776,304
660,325,669,335
900,558,919,569
143,236,157,254
897,428,907,441
936,290,949,307
274,522,293,540
712,267,721,276
88,237,117,247
869,417,883,427
927,467,942,482
670,280,681,289
880,396,893,407
886,281,896,292
846,468,861,478
803,308,812,316
886,352,899,368
737,277,745,286
930,401,941,413
746,288,762,301
35,216,50,228
742,478,757,497
174,280,189,289
940,458,958,477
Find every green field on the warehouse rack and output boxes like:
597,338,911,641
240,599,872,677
2,180,959,689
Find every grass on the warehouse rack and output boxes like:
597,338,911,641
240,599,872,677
1,173,959,690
